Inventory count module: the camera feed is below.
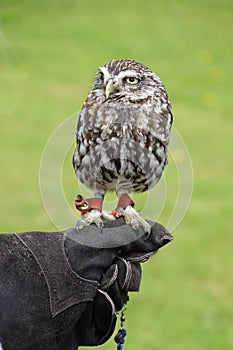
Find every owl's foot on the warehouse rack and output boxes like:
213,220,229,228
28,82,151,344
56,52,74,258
75,195,104,229
77,209,103,229
118,205,151,233
116,193,151,232
76,210,116,230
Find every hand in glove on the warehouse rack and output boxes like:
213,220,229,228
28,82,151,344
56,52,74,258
65,219,173,347
0,219,172,350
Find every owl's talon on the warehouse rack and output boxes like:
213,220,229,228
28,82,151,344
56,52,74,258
120,205,151,233
76,209,103,230
76,220,86,230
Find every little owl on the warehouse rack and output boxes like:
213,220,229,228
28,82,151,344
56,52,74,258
73,59,173,232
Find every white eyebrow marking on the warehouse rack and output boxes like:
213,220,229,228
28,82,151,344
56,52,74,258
117,70,141,79
98,67,142,84
99,66,111,82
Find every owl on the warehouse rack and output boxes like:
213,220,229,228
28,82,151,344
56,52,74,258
73,59,173,232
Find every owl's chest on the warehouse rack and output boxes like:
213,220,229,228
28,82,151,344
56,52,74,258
82,123,161,170
85,102,153,129
78,101,166,163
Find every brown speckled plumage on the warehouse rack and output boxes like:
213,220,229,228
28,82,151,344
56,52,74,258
73,59,173,198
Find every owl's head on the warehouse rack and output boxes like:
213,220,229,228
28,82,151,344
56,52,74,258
92,59,166,102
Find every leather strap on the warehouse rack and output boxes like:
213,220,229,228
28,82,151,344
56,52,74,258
74,195,103,215
116,194,134,210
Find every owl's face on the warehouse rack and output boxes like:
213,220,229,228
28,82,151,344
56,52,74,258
92,59,165,102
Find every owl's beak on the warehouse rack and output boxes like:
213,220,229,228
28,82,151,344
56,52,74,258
105,79,119,98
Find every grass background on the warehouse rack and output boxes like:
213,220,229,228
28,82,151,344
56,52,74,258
0,0,232,349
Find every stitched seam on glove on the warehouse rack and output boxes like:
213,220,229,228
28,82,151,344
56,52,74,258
101,265,119,290
95,289,117,345
117,257,133,291
122,261,132,291
97,289,116,315
126,251,157,263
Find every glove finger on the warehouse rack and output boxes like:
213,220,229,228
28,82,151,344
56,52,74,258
117,258,141,292
107,283,128,311
100,264,118,290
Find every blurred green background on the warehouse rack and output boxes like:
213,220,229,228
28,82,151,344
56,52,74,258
0,0,232,349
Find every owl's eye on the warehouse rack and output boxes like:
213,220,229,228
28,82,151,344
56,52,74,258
125,77,140,85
